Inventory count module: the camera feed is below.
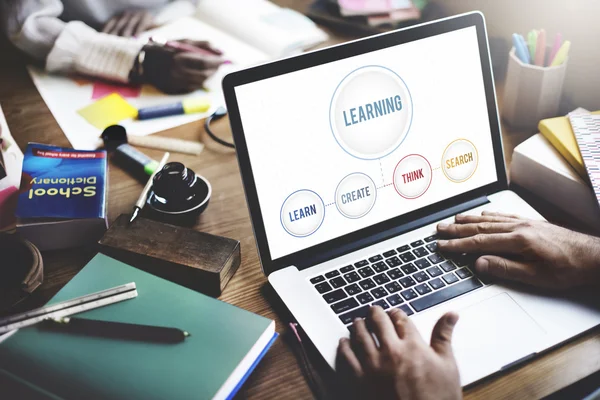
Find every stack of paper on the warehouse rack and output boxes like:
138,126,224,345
510,133,600,232
568,113,600,210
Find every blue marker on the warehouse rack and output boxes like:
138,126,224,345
512,33,530,64
137,98,211,120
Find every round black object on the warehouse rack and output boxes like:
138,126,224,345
101,125,128,151
0,234,43,312
145,162,211,226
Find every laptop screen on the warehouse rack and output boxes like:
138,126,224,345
234,25,498,260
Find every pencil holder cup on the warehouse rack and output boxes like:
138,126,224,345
502,47,567,130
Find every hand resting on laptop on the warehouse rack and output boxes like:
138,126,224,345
437,211,600,290
337,306,461,400
336,211,600,400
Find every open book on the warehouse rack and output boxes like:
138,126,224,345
195,0,328,57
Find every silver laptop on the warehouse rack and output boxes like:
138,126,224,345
223,12,600,386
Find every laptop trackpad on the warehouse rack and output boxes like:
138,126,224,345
452,292,546,372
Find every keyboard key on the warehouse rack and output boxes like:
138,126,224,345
397,244,410,252
373,273,391,285
369,255,383,263
340,265,354,273
426,266,443,277
440,261,457,272
310,275,325,284
399,276,416,288
345,283,362,296
456,268,473,279
383,249,397,257
410,278,482,312
396,304,414,316
330,276,347,288
371,287,388,299
428,253,444,264
428,278,445,290
339,305,369,325
359,278,376,290
372,299,390,310
386,294,403,306
358,266,375,278
425,242,437,253
325,270,340,279
357,292,374,304
442,273,459,285
401,264,417,275
387,268,403,280
451,253,476,267
323,288,347,303
355,260,369,268
415,258,431,270
331,297,359,314
373,261,388,273
413,271,430,282
344,271,361,283
315,282,332,293
384,281,402,293
424,235,437,242
385,256,402,267
413,247,428,258
399,252,416,263
410,240,424,247
401,288,418,301
415,283,433,296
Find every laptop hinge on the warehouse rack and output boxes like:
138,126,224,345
296,195,490,271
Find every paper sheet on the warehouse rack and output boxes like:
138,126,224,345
27,17,269,150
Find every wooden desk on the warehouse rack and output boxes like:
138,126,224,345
1,4,598,398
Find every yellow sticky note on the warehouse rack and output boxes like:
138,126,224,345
77,93,138,129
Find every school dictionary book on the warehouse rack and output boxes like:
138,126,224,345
16,143,108,250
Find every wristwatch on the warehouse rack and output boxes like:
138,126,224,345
0,233,43,312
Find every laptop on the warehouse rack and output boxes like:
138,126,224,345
222,12,600,386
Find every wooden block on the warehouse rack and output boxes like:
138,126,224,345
98,215,240,297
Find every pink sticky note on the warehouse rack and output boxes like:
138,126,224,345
92,81,142,100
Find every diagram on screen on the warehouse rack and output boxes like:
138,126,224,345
280,65,480,237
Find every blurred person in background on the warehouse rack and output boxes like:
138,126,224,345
0,0,224,93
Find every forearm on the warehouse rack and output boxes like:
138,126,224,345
0,0,65,60
1,0,142,83
46,22,143,83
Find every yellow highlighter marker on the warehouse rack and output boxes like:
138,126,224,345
550,40,570,67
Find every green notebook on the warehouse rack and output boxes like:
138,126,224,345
0,254,276,400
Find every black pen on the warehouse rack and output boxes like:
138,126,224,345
45,317,190,344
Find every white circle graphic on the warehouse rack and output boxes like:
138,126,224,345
393,155,432,199
280,190,325,237
442,139,478,182
335,173,377,219
330,66,413,160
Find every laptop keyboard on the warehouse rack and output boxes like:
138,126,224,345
308,234,484,328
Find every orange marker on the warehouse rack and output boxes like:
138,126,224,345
534,29,546,66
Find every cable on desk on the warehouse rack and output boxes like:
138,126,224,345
204,106,235,149
289,322,327,400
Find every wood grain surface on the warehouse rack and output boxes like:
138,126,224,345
1,2,598,398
